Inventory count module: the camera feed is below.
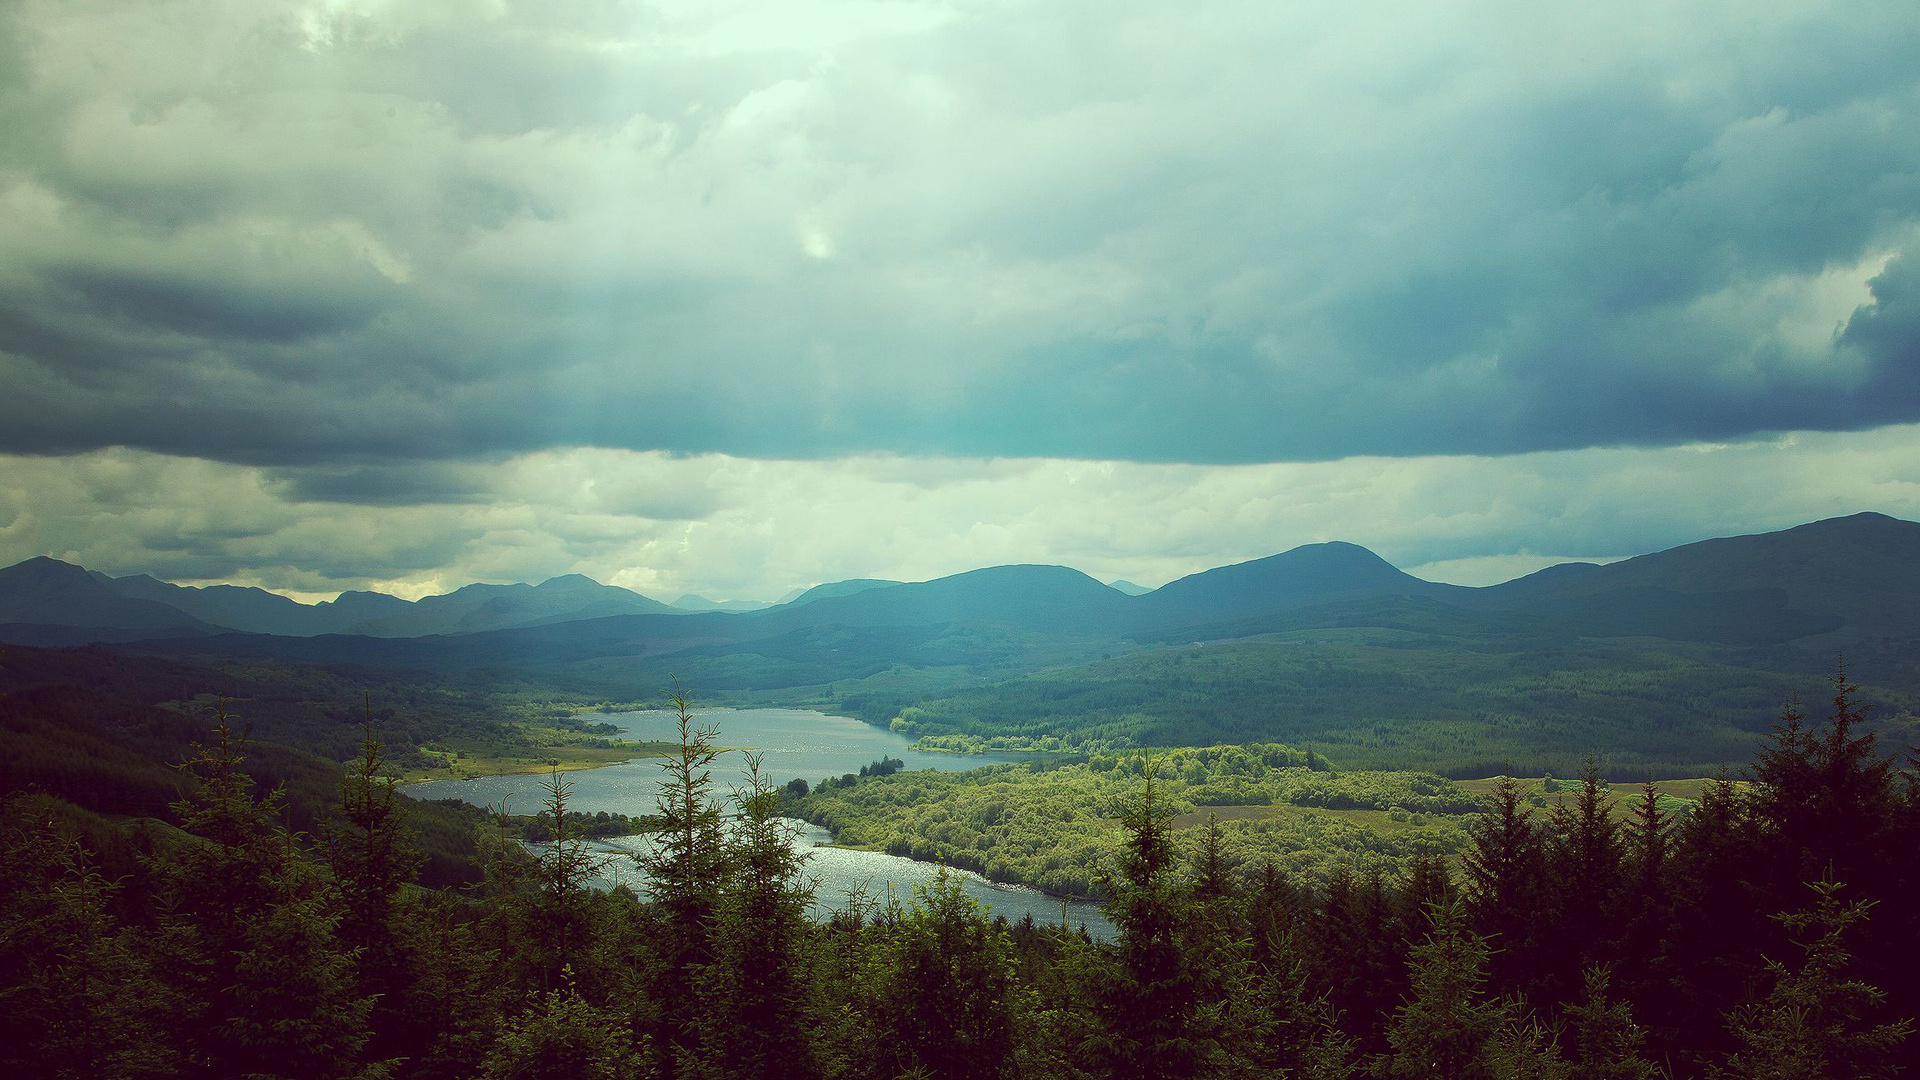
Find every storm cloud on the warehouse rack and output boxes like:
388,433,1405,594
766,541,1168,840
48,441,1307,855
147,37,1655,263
1,0,1916,467
5,1,1920,597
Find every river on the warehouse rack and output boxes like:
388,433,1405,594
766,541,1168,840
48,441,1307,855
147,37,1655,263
401,707,1113,938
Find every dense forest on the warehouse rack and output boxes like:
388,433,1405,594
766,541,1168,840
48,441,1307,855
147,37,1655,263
5,671,1916,1079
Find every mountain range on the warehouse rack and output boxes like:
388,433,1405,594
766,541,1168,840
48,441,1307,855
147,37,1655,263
5,512,1917,776
5,512,1916,662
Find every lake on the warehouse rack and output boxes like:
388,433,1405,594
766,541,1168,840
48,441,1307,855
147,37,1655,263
401,707,1113,938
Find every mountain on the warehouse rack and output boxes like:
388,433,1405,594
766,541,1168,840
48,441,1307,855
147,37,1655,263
0,558,217,637
758,565,1131,636
346,575,680,636
782,579,904,607
97,573,352,636
310,590,416,629
1129,541,1448,630
10,513,1920,657
0,562,680,642
671,594,774,613
1473,512,1920,646
1106,580,1153,596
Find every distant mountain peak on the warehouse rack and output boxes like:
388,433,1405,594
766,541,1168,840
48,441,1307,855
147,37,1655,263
783,578,904,607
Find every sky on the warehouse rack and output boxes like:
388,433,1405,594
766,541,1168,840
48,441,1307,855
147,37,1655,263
2,0,1919,602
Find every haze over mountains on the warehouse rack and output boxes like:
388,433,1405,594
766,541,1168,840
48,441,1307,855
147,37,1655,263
5,513,1916,661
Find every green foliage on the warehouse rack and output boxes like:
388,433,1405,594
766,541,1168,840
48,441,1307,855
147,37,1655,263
1564,967,1661,1080
480,978,648,1080
884,631,1920,776
1094,768,1219,1079
874,870,1021,1080
700,753,820,1080
796,747,1477,900
0,794,185,1080
1712,880,1914,1080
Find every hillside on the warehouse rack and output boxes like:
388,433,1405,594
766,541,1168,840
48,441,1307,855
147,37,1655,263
9,514,1920,775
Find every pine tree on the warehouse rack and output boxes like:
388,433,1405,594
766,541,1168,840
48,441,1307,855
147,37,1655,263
1540,758,1624,1007
1461,775,1546,1001
325,695,422,1067
1712,880,1913,1080
1094,764,1215,1079
638,682,729,1076
0,795,184,1079
1375,897,1512,1080
876,868,1019,1080
154,701,374,1079
1745,669,1914,1029
530,770,598,990
700,753,819,1080
480,973,647,1080
327,694,418,960
1562,967,1660,1080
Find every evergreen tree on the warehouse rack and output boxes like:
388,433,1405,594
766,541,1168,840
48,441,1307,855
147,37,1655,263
480,975,648,1080
0,795,184,1079
1747,669,1912,1018
638,683,729,1076
530,770,598,990
699,753,819,1080
327,694,418,961
1541,758,1624,1007
1094,765,1216,1079
875,868,1020,1080
1461,776,1546,1001
153,701,375,1080
1712,880,1913,1080
1562,967,1660,1080
325,695,423,1067
1311,865,1400,1052
1374,897,1513,1080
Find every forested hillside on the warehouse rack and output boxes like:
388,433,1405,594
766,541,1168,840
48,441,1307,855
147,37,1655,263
4,674,1915,1079
15,514,1916,778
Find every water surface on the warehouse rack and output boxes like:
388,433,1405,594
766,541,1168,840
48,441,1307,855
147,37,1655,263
403,707,1111,937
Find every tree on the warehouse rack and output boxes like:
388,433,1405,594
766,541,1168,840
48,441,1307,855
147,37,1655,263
642,682,727,929
481,976,647,1080
155,701,374,1080
1540,758,1624,1007
1713,880,1913,1080
638,682,729,1075
700,753,819,1080
1749,672,1900,893
326,694,418,961
1461,776,1546,1001
0,795,184,1079
325,694,422,1067
1745,669,1915,1027
1093,764,1217,1079
1562,967,1660,1080
530,770,598,990
875,869,1019,1080
1375,897,1512,1080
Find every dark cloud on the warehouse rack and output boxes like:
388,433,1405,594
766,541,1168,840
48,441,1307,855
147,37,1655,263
265,462,494,506
0,1,1915,470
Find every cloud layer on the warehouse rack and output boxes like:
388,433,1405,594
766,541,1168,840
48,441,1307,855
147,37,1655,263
8,426,1919,601
3,0,1918,466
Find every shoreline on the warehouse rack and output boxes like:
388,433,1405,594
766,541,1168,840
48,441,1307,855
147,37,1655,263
398,747,668,785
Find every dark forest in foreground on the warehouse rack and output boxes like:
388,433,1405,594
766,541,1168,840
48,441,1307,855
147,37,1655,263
4,673,1916,1080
